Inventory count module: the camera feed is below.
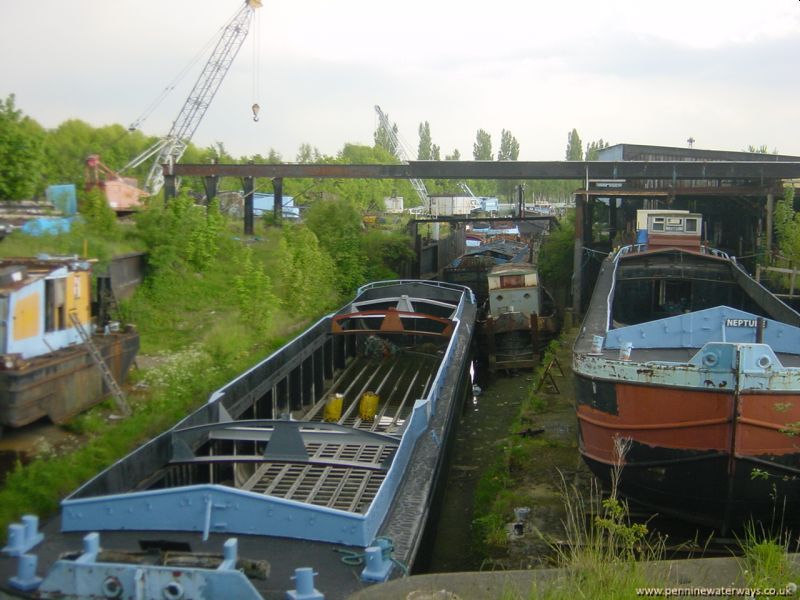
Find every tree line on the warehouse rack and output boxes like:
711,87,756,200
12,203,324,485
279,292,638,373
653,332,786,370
1,93,609,207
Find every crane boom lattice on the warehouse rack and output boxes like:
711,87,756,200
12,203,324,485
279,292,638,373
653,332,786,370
125,0,262,195
374,105,429,207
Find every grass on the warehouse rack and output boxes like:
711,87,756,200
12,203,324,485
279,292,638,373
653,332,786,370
739,524,799,598
0,332,263,533
0,220,141,269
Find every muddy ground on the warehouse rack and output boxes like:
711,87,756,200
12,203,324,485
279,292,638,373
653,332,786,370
426,331,592,573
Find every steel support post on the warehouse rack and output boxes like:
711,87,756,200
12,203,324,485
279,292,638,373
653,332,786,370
273,177,283,224
242,176,255,235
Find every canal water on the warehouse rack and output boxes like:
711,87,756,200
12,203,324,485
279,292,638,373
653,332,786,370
426,338,592,573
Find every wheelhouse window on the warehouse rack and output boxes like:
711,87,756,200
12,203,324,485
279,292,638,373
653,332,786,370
499,275,525,289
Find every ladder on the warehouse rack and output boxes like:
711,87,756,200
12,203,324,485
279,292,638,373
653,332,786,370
69,312,131,416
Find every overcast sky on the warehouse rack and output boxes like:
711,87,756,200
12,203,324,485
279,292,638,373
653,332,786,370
1,1,799,162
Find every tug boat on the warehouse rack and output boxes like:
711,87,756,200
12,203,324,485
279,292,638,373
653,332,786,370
0,280,475,599
481,262,559,371
444,239,559,371
574,210,800,531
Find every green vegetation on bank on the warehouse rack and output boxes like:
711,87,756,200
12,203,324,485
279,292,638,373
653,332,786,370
0,188,415,537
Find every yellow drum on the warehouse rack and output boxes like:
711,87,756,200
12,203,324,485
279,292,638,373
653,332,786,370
323,393,344,422
359,391,380,421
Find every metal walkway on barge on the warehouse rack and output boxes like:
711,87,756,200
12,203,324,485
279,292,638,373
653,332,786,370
239,350,439,514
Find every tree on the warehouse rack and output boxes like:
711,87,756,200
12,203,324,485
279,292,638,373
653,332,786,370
496,129,520,199
747,144,776,154
303,199,366,295
497,129,520,161
361,229,415,281
0,94,45,199
296,143,322,163
473,129,493,160
234,246,279,334
417,121,433,160
202,142,235,163
566,129,583,161
774,186,800,261
585,138,609,161
278,225,337,317
374,114,399,158
445,149,461,161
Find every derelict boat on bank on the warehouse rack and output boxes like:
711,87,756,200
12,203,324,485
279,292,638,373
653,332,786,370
574,210,800,531
0,280,475,599
0,257,138,435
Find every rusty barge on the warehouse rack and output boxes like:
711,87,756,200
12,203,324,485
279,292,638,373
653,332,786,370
574,210,800,531
0,280,475,599
0,257,138,435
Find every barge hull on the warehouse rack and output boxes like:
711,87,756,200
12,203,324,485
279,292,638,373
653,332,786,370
0,330,139,427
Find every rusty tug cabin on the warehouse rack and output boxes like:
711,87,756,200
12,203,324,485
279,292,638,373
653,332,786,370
163,145,800,316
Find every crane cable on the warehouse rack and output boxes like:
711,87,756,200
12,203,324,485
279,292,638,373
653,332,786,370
251,6,261,122
127,5,242,133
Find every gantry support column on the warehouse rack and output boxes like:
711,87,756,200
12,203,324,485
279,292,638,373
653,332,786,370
242,175,255,235
572,193,586,316
203,175,219,205
164,174,177,203
766,191,774,262
273,177,283,224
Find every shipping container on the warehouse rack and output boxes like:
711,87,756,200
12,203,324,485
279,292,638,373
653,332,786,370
428,195,472,216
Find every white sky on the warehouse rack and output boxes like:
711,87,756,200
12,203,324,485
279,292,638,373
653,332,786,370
1,0,799,162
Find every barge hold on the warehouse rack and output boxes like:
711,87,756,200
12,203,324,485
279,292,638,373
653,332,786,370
0,280,476,599
0,257,138,434
574,210,800,532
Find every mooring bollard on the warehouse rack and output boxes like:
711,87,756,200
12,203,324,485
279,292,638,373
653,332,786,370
286,567,324,600
2,515,44,557
8,554,42,591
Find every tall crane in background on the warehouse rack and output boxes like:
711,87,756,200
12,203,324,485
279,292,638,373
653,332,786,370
374,105,429,209
122,0,262,195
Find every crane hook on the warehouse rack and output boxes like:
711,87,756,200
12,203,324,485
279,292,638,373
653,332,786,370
251,103,260,122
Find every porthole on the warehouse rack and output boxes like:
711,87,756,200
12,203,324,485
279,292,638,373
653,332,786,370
702,353,718,367
163,582,184,600
102,577,123,599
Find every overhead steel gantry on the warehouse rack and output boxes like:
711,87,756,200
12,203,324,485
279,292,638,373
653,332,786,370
166,160,800,182
165,159,800,314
